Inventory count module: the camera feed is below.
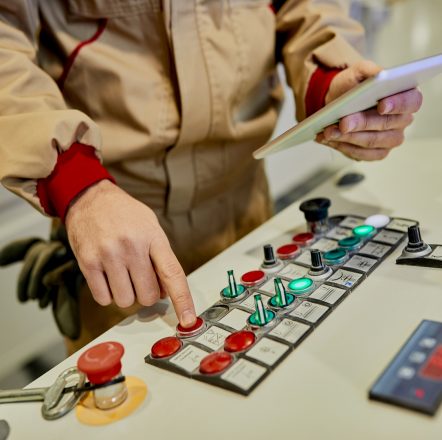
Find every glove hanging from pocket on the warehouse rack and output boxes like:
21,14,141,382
0,222,82,339
43,259,83,340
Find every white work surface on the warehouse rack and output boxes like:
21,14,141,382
2,138,442,440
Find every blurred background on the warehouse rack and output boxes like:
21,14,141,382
1,0,441,388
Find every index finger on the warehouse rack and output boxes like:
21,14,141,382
150,235,196,328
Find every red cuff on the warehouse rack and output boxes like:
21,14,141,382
305,66,342,117
36,143,115,222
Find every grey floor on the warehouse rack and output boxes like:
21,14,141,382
1,0,441,390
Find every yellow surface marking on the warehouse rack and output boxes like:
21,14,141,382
76,376,147,426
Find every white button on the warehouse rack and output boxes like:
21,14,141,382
419,338,437,349
269,319,310,344
246,338,289,366
169,345,208,373
397,367,415,380
373,230,404,245
386,219,417,233
409,351,426,364
195,326,231,351
221,359,267,391
364,214,390,228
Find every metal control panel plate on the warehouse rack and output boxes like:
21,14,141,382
145,214,414,395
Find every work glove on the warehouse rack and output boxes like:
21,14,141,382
0,230,82,339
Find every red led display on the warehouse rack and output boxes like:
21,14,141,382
420,345,442,381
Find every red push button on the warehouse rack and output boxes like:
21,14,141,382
277,244,300,260
224,330,256,352
176,317,205,338
241,270,266,287
151,337,182,359
199,352,233,375
77,341,124,384
292,232,315,246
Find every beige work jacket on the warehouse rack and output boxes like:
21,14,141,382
0,0,363,272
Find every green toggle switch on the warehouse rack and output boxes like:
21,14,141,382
221,270,246,299
269,278,295,308
248,294,275,327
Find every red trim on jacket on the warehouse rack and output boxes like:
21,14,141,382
57,18,108,91
36,143,115,222
305,66,342,117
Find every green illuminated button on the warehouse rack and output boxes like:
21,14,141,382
352,224,375,238
221,270,246,299
248,294,276,327
338,236,362,250
269,278,295,308
287,277,314,296
323,248,348,265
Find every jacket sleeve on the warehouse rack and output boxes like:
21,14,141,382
0,1,103,215
275,0,365,121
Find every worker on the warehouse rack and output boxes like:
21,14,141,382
0,1,422,353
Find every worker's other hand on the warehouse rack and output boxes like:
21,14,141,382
316,60,423,161
65,179,196,328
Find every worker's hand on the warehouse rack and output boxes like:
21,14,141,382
65,179,196,328
316,60,423,161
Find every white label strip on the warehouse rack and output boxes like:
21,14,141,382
359,242,392,258
326,227,353,241
328,269,363,288
386,218,417,233
218,308,251,331
309,284,346,305
277,263,309,280
339,216,364,228
169,345,208,373
221,359,267,391
195,326,231,351
428,246,442,261
343,255,377,273
245,337,290,366
311,238,339,252
289,301,329,323
269,319,310,344
373,230,404,245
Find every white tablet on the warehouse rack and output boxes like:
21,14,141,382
253,53,442,159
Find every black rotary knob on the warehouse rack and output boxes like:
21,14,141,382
299,198,331,222
310,249,324,272
407,225,424,249
401,224,432,259
262,244,277,267
307,248,332,279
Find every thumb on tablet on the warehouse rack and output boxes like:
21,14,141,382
325,60,383,104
